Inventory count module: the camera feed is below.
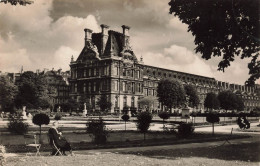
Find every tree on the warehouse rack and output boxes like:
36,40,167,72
86,118,108,144
15,71,51,109
157,79,186,111
206,113,220,135
184,84,200,108
236,95,245,112
218,90,239,111
204,92,220,111
169,0,260,85
121,114,130,131
0,0,33,6
32,113,50,143
65,98,80,112
97,95,112,115
137,96,157,111
158,111,170,129
136,112,153,141
0,76,18,113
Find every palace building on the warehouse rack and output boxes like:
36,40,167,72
69,24,260,113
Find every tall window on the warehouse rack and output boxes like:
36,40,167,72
123,96,127,107
88,82,91,92
83,69,86,77
93,68,96,76
131,82,135,92
137,70,140,78
131,97,135,107
115,96,118,108
123,68,126,76
123,82,125,91
83,83,86,93
116,66,119,75
138,83,141,92
115,80,119,91
93,82,96,91
75,83,77,93
106,66,110,76
131,69,134,77
88,68,91,77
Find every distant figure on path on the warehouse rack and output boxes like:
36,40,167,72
48,121,73,155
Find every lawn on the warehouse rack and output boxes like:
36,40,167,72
4,142,260,166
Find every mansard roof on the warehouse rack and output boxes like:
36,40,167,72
75,28,138,63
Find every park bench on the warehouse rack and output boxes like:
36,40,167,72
24,134,41,156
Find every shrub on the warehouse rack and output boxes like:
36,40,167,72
7,115,29,135
54,113,62,121
121,114,130,131
136,112,153,141
0,145,6,166
177,123,194,138
158,111,170,129
206,113,220,135
86,118,108,144
32,113,50,143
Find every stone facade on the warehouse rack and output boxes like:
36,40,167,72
69,24,260,113
43,69,70,105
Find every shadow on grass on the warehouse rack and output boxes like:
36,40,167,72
119,142,260,162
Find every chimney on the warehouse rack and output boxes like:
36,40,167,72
122,25,130,47
122,25,130,36
101,24,109,55
84,28,93,45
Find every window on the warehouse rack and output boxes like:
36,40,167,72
138,83,141,92
123,68,126,76
123,96,127,107
116,66,119,75
88,68,91,77
131,69,134,77
88,83,91,92
83,83,86,93
75,83,77,93
83,70,86,77
123,82,126,91
93,68,96,76
106,66,110,75
115,96,118,108
96,68,99,76
144,88,148,96
152,89,155,96
131,82,135,92
93,82,96,91
115,80,119,91
131,97,135,107
137,70,140,78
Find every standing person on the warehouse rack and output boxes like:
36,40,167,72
48,121,73,155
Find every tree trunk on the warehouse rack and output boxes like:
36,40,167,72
125,121,126,132
212,123,214,136
39,125,42,143
163,119,165,129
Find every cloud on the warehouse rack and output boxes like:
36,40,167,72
168,17,188,31
143,45,214,77
0,0,100,72
52,46,79,71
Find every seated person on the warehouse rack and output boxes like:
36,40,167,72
48,121,73,155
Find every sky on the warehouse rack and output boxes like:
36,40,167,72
0,0,255,85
